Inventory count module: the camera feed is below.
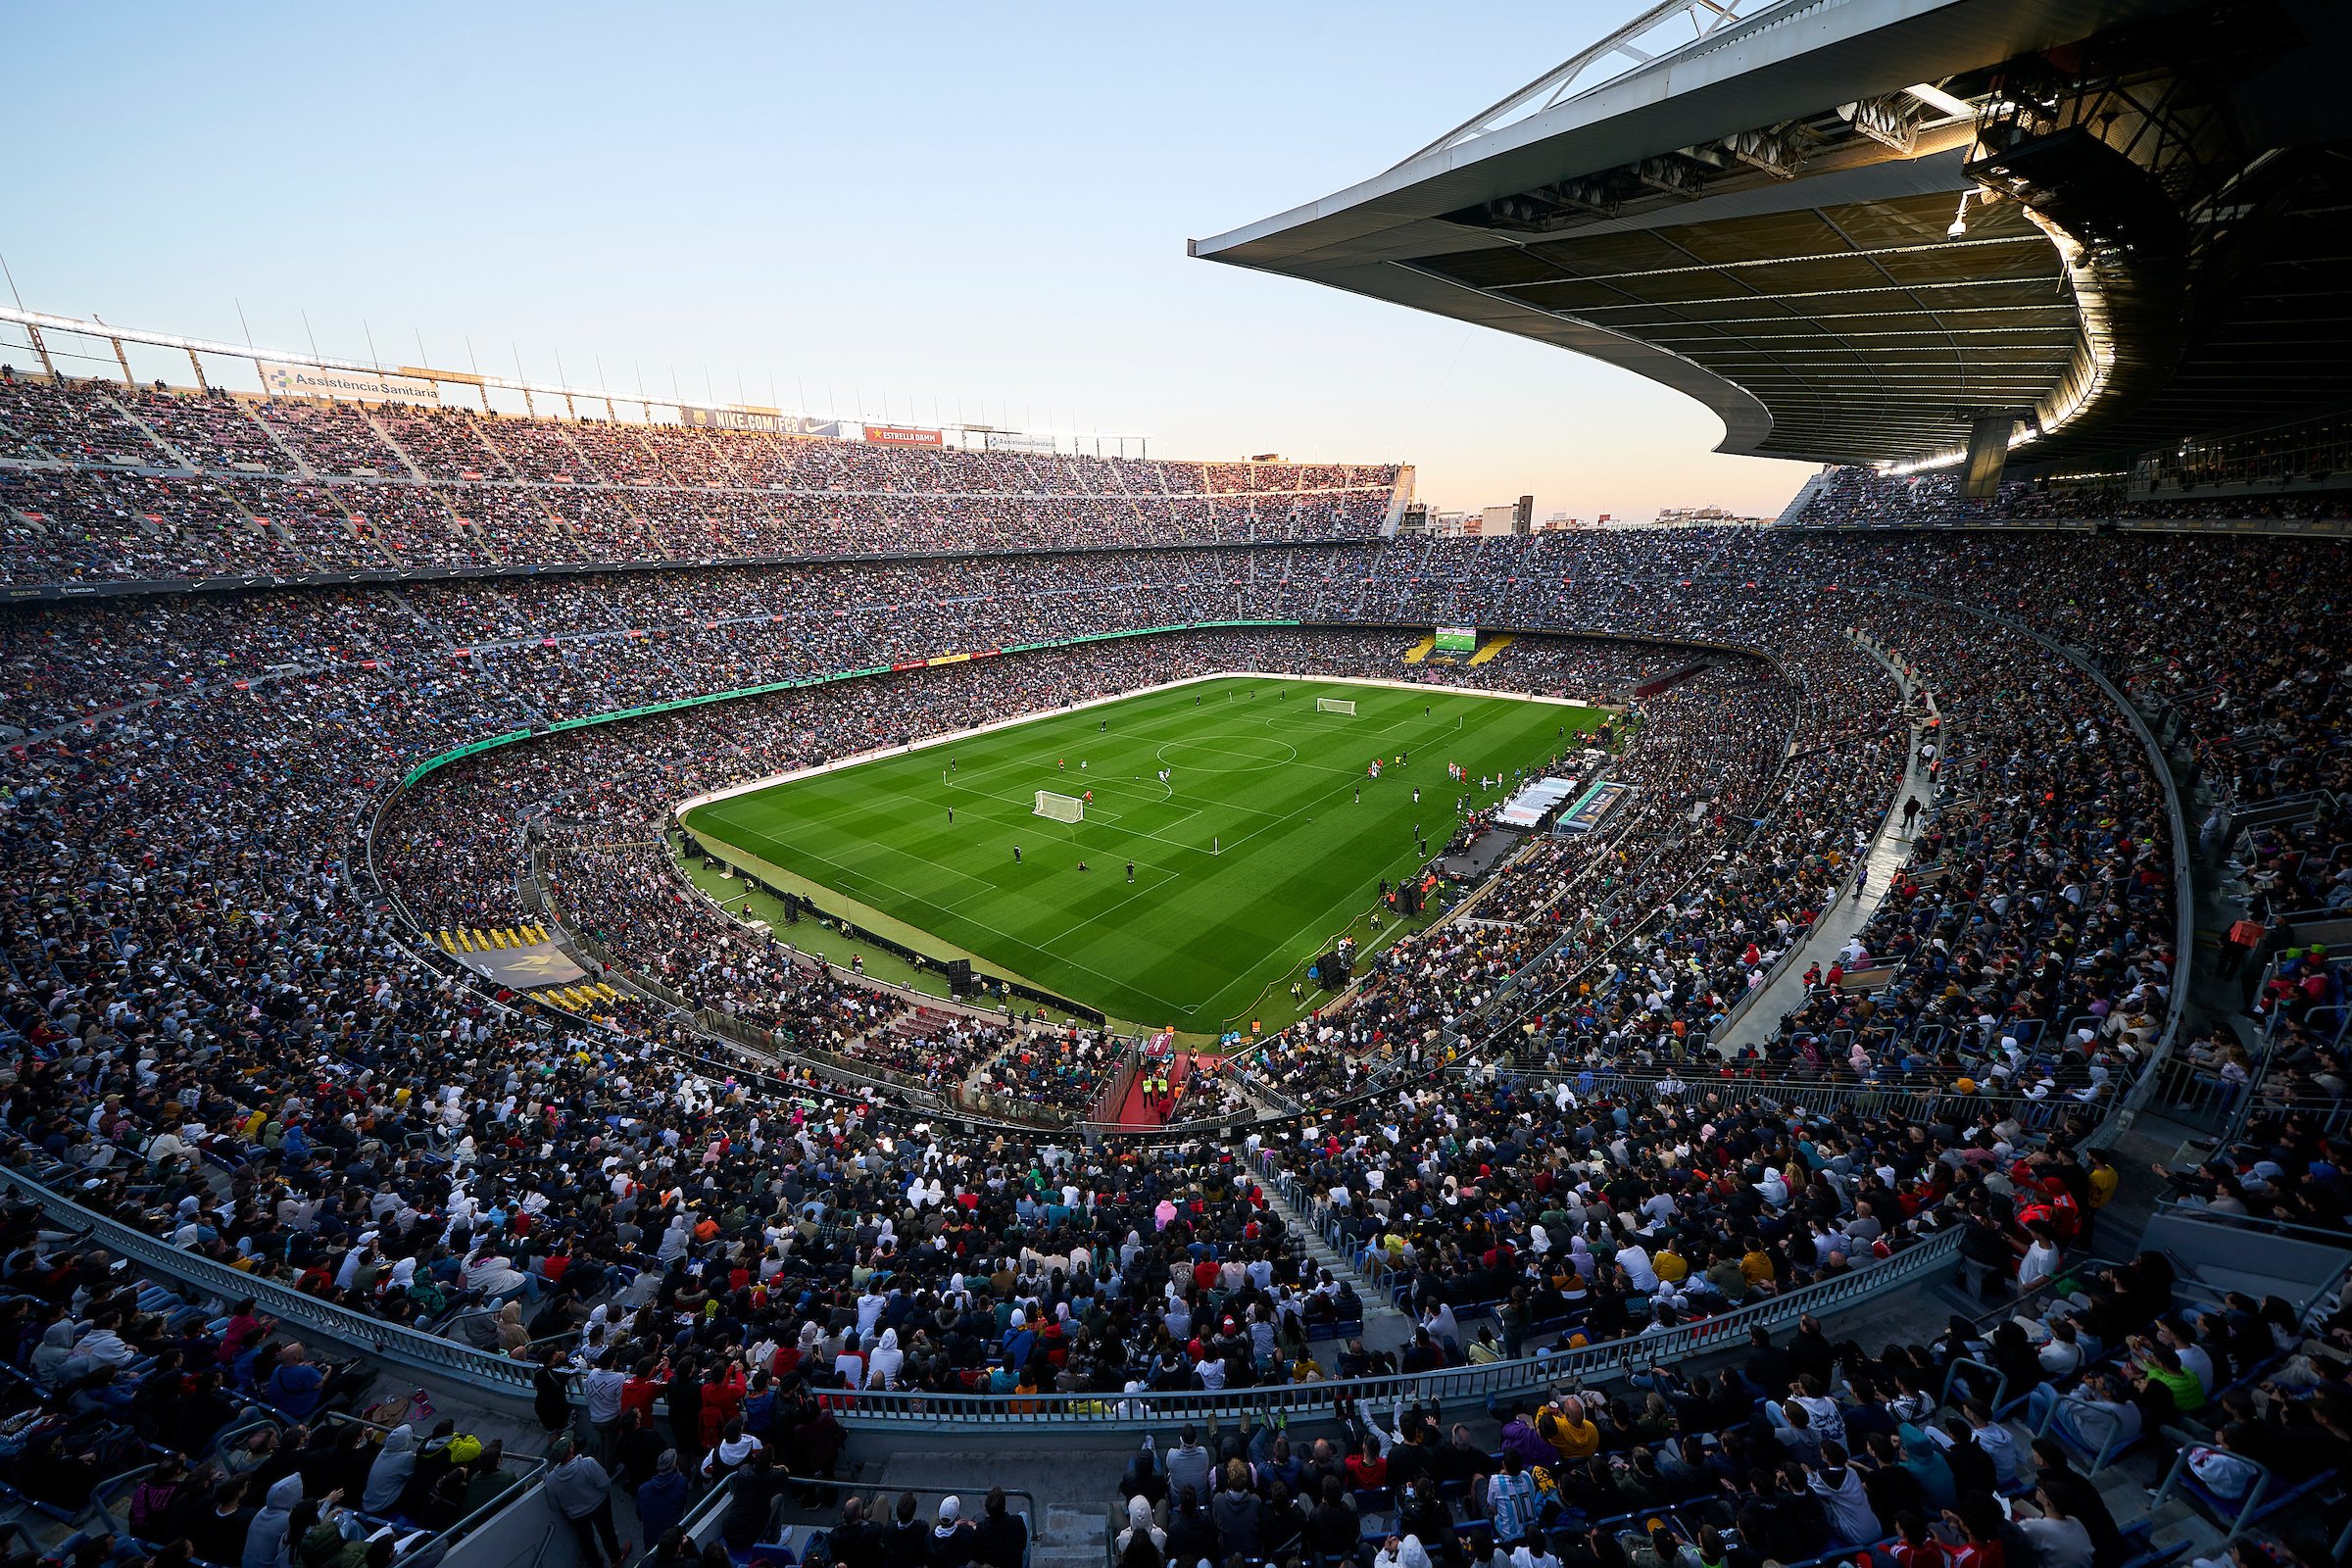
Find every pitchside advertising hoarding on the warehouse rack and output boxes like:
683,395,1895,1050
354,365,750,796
1434,625,1478,656
259,361,441,407
859,423,945,449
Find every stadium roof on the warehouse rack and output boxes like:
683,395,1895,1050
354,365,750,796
1194,0,2352,473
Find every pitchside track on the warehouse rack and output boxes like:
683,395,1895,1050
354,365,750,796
683,677,1601,1033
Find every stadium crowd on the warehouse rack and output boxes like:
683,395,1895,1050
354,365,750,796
4,386,2351,1563
0,373,1402,582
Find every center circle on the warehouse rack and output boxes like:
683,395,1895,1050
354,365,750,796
1153,735,1298,772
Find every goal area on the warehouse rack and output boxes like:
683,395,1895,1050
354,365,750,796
1033,790,1084,822
1316,697,1357,715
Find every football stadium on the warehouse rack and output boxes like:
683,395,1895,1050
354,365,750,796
1,2,2350,1567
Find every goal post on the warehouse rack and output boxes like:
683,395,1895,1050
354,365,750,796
1316,697,1357,715
1033,790,1084,822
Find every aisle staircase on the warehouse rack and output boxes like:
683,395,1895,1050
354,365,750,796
1467,633,1514,666
1402,633,1436,664
1255,1165,1417,1354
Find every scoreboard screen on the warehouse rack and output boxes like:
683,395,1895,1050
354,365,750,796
1434,626,1477,656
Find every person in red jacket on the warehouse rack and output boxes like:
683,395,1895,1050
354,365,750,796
697,1358,747,1449
620,1357,662,1428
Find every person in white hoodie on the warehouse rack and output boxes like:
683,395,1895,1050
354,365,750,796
1805,1444,1884,1547
71,1315,132,1369
866,1328,906,1391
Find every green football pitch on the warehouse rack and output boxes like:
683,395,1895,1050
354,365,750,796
681,677,1604,1035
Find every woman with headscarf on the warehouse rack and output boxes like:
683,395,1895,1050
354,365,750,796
1116,1494,1166,1557
361,1426,417,1513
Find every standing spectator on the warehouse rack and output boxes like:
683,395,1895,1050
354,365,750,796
547,1437,628,1568
636,1450,691,1546
535,1348,576,1447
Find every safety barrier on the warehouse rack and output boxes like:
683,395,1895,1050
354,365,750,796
0,1142,1958,1429
1465,1063,2120,1139
0,1164,541,1397
736,1228,1965,1432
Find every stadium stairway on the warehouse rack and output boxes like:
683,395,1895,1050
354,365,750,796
1256,1180,1418,1357
1401,633,1436,664
1465,633,1513,665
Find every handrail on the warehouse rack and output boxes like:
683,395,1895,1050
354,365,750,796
2033,1384,2136,1471
2149,1197,2352,1244
1868,590,2195,1141
1938,1354,2007,1416
0,1142,1961,1427
0,1162,539,1397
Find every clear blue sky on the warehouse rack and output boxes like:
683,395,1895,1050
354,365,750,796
2,2,1812,519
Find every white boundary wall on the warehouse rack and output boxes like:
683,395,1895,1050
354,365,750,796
671,668,1608,820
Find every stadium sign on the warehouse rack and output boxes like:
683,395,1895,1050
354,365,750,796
680,406,823,435
259,360,442,408
1558,779,1630,834
859,422,945,448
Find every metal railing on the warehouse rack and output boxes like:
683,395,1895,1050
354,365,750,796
0,1162,541,1397
780,1228,1964,1431
0,1138,1960,1429
2149,1197,2352,1245
1464,1062,2120,1137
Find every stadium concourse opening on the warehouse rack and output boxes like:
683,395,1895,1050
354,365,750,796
680,674,1607,1037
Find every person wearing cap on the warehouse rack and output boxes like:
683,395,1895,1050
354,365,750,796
932,1494,976,1568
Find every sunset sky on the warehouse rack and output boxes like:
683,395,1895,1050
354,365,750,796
4,2,1817,519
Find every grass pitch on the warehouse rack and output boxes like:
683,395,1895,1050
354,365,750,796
682,677,1603,1035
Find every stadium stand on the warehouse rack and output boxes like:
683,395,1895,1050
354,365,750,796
9,0,2352,1545
0,371,1403,586
4,369,2350,1568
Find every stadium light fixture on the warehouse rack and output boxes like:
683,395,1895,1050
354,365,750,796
1904,82,1976,121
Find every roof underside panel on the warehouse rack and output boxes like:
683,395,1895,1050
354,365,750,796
1408,189,2072,463
1192,0,2352,470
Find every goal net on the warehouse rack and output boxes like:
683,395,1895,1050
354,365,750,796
1316,697,1357,715
1033,790,1084,822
